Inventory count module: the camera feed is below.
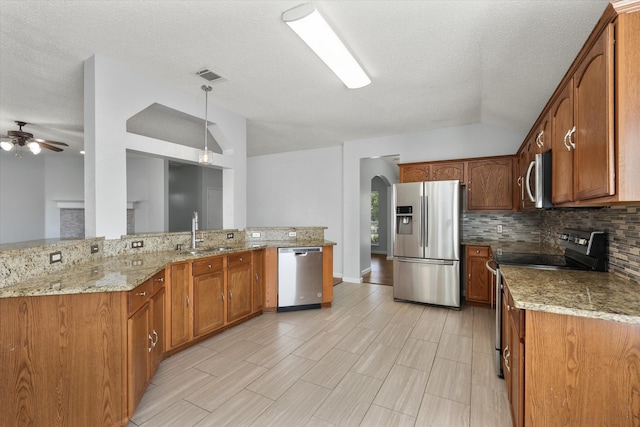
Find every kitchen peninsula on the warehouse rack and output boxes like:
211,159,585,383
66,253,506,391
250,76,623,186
0,227,335,427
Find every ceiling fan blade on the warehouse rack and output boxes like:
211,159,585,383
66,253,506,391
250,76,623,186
32,138,69,146
38,142,64,152
0,133,11,139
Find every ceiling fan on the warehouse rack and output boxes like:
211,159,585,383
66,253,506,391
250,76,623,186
0,121,69,155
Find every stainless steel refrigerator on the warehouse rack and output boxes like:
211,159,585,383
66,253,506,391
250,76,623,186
392,180,460,308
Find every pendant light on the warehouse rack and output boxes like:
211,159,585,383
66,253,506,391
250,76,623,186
198,85,213,165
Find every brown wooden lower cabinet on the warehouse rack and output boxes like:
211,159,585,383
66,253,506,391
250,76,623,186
465,245,493,305
0,292,127,427
502,280,640,427
227,252,252,323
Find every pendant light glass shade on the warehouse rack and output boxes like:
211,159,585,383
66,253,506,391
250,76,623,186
0,141,13,151
27,142,41,155
199,85,214,165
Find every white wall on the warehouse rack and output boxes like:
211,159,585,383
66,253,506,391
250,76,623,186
246,146,343,276
0,154,46,243
84,54,246,239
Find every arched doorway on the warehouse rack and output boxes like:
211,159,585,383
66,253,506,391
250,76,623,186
363,175,393,285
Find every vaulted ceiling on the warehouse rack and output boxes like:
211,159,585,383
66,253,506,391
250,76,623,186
0,0,610,157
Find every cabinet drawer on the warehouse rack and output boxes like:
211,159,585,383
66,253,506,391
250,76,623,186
467,245,490,258
228,251,251,268
150,270,165,293
193,256,224,276
128,279,152,315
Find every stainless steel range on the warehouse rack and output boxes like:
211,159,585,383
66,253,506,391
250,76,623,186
486,229,607,377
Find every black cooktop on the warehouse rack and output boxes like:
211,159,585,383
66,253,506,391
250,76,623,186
495,252,584,270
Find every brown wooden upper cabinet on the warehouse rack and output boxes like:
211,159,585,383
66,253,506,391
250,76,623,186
399,163,430,183
431,161,465,182
518,5,640,206
467,157,514,211
399,161,464,183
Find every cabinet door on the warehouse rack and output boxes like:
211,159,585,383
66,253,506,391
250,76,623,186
467,158,513,210
400,164,429,183
551,80,575,204
228,263,252,323
150,287,165,377
509,314,524,427
431,162,464,182
573,24,615,201
465,246,491,304
252,250,265,313
128,303,151,416
193,270,225,337
169,262,190,349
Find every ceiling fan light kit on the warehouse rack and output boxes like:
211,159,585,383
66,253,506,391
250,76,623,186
0,121,68,157
282,2,370,89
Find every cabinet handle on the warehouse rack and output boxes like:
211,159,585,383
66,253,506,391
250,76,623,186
229,290,233,300
255,273,259,283
563,129,572,151
516,176,522,187
568,126,576,150
152,329,158,347
221,292,225,303
136,291,147,297
186,295,190,307
468,273,471,280
148,334,153,353
155,277,164,283
506,304,511,311
504,346,511,373
536,130,544,148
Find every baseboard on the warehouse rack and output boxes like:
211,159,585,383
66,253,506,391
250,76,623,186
361,267,372,275
342,276,364,283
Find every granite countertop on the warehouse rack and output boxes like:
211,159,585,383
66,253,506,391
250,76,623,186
0,240,334,299
500,265,640,324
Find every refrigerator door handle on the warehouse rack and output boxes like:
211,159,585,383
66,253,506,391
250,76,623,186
397,258,454,266
421,195,427,249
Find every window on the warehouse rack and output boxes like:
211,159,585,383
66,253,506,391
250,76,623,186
371,191,379,246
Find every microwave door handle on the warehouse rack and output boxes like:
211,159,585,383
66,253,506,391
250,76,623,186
525,160,536,202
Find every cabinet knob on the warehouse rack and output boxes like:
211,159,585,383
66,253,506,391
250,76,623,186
475,250,480,254
208,264,212,269
136,291,147,297
155,277,164,283
240,257,243,262
507,304,511,311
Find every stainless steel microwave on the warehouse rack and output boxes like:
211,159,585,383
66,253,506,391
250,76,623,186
525,151,553,209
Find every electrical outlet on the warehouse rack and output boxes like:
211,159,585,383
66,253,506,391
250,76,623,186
132,259,143,266
227,233,234,239
288,231,297,237
131,240,144,248
51,281,61,290
49,251,62,264
497,225,503,233
497,248,503,255
90,244,99,254
251,232,261,238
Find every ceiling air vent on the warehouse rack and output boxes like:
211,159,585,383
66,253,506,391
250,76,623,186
195,68,224,82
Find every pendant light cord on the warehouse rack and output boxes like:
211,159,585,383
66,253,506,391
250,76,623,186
202,85,212,153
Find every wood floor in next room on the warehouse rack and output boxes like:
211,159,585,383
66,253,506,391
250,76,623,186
127,282,511,427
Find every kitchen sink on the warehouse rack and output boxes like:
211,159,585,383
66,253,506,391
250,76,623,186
180,247,233,255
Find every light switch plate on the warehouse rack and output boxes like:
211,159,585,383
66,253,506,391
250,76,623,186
252,232,261,238
227,233,234,239
50,251,62,264
288,231,297,237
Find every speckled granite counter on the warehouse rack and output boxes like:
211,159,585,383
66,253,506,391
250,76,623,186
500,265,640,324
0,240,335,299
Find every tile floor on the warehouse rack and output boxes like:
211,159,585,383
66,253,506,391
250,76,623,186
128,282,512,427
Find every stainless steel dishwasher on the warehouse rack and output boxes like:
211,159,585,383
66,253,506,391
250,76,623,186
278,247,323,311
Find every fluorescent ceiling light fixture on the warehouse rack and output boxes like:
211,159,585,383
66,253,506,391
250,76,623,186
283,3,371,89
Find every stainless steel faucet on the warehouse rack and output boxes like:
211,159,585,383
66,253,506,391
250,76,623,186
191,211,204,249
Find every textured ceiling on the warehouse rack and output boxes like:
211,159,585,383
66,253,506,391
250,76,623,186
0,0,610,157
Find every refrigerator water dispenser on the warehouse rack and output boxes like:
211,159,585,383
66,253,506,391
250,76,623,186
396,206,413,235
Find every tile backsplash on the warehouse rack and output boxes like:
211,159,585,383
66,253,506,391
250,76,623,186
463,206,640,284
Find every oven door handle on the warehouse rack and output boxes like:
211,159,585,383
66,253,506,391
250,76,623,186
485,259,498,275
